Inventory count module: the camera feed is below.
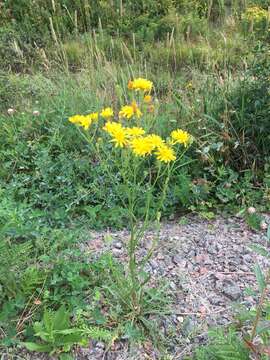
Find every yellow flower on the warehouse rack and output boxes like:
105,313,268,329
80,117,92,130
103,121,127,148
69,114,85,124
103,121,122,135
86,112,99,122
119,101,142,120
68,114,92,130
130,137,154,157
155,144,176,163
119,105,134,119
171,129,191,147
100,107,114,119
128,78,153,92
125,127,145,137
131,101,143,118
144,134,164,149
111,127,128,148
144,95,152,103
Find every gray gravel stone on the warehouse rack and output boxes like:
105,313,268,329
222,281,242,300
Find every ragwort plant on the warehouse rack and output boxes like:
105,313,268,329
68,78,193,322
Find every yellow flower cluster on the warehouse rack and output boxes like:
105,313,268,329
68,78,192,163
69,112,98,130
102,121,191,163
128,78,153,93
243,6,269,23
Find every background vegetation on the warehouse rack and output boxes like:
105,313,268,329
0,0,269,358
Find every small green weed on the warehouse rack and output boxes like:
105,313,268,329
22,306,86,358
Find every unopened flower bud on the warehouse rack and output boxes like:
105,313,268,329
247,206,256,214
7,108,15,115
33,110,40,116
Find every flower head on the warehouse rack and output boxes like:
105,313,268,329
131,101,143,118
103,121,128,148
144,95,152,103
86,112,99,122
103,121,122,135
125,127,145,137
119,101,142,120
155,144,176,163
171,129,191,147
144,134,164,149
100,107,114,119
128,78,153,93
69,114,93,130
7,108,15,115
111,127,128,148
130,137,154,157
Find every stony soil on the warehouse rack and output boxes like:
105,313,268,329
4,215,269,360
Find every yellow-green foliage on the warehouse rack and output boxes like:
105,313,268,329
242,6,270,34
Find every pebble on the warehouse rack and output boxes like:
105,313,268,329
172,254,182,265
114,241,123,249
222,281,242,300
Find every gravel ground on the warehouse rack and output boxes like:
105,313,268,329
3,215,269,360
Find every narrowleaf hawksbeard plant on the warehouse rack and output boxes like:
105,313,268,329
68,78,193,318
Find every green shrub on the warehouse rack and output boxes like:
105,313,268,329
216,47,270,170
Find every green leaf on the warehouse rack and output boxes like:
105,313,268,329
22,342,52,352
33,322,50,342
57,333,84,345
43,310,53,333
53,305,70,331
54,328,82,335
254,263,266,294
249,244,269,258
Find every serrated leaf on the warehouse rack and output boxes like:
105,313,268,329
254,263,266,294
43,310,53,333
53,305,70,331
